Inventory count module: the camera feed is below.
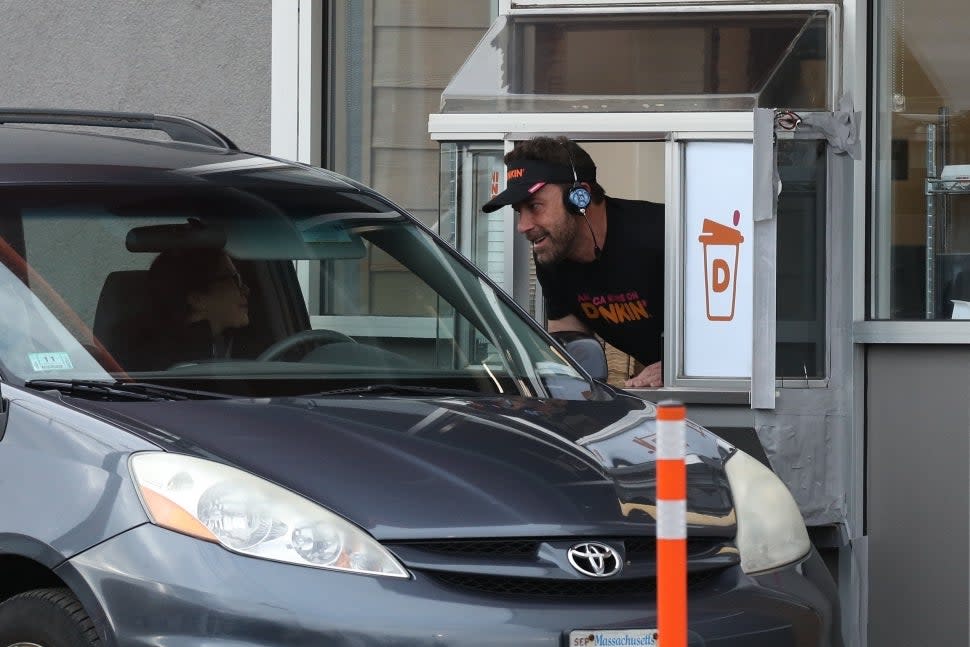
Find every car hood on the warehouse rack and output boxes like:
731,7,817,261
82,393,736,540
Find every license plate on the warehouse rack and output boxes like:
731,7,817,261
568,629,659,647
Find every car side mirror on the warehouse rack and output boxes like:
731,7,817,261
561,337,608,382
550,331,608,382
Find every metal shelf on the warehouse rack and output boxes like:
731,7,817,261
927,183,970,195
924,117,970,318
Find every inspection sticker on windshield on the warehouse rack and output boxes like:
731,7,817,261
28,352,74,372
569,629,658,646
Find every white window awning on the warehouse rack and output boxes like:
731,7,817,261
439,7,835,116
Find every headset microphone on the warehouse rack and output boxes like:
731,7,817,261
580,210,602,260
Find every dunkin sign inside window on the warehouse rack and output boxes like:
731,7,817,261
699,212,744,322
684,142,753,378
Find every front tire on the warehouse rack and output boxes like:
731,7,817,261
0,588,99,647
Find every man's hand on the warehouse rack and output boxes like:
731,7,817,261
625,361,663,388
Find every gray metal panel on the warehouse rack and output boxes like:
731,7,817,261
867,346,970,645
753,147,856,530
0,1,271,153
751,108,777,409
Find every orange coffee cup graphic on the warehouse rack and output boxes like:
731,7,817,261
698,214,744,321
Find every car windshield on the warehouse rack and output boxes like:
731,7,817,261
0,165,596,400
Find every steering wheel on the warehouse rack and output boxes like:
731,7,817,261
257,328,357,362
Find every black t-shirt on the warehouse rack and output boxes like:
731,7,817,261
537,197,664,366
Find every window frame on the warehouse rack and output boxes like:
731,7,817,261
861,0,970,341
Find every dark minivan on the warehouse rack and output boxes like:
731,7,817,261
0,110,840,647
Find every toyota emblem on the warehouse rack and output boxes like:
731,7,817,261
567,542,622,577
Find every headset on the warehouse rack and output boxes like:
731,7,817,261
560,141,601,259
562,142,592,216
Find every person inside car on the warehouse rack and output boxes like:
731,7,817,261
138,248,251,370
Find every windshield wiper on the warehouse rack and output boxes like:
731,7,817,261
24,379,229,402
308,384,487,398
116,381,232,400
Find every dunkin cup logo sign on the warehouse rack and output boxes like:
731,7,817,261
698,211,745,321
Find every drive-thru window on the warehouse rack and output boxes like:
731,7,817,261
419,3,867,644
277,0,970,644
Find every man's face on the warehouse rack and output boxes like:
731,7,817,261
513,183,580,265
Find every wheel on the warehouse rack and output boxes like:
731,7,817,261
0,588,99,647
257,328,356,362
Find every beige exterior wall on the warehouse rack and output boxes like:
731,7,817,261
328,1,492,316
368,0,491,227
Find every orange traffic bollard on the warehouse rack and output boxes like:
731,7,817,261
656,401,687,647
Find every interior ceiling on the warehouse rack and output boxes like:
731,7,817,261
905,0,970,111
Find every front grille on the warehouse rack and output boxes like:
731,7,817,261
391,537,735,599
397,537,724,561
427,570,719,599
626,537,723,560
398,539,538,559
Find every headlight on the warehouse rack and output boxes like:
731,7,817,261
129,452,409,578
723,449,810,574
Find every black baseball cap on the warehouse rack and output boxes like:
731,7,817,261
481,159,596,213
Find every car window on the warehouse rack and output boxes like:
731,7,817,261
0,262,110,379
0,180,596,401
22,210,185,332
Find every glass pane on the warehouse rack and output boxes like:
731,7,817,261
324,1,493,317
439,143,512,292
0,182,593,400
776,140,827,379
468,148,506,273
470,153,506,280
442,11,830,113
758,14,829,110
439,143,460,249
872,0,970,319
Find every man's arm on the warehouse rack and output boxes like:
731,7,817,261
547,314,592,335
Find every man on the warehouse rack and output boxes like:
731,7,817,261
482,136,664,388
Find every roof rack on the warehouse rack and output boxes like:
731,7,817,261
0,108,238,151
